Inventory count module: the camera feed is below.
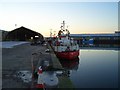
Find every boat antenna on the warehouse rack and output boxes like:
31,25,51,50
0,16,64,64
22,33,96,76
61,21,65,30
60,26,63,30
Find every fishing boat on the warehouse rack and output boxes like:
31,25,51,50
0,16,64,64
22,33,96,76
52,21,79,60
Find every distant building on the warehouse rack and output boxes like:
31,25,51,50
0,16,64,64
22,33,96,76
0,30,8,41
70,31,120,44
115,31,120,34
70,32,120,40
6,26,44,41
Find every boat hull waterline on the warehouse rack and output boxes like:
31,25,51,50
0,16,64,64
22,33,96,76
55,50,79,60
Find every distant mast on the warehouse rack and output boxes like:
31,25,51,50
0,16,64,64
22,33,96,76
53,31,56,37
50,29,52,38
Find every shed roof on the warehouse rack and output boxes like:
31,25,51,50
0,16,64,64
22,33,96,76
6,26,43,41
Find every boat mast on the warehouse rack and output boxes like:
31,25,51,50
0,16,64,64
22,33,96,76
50,29,52,38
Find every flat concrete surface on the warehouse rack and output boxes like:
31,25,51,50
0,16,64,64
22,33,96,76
48,45,63,70
2,43,75,89
2,43,47,88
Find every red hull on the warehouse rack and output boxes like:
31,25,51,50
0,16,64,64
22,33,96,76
55,50,79,60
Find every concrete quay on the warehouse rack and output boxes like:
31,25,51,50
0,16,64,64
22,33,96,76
2,42,75,89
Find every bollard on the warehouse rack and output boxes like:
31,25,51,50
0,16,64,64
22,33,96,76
35,66,45,89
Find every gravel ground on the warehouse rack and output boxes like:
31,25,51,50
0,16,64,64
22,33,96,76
2,43,47,89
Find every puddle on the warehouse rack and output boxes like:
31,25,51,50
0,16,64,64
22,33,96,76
15,70,32,83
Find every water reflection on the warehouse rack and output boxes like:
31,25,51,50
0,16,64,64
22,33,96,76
59,57,80,78
59,57,79,71
58,44,118,88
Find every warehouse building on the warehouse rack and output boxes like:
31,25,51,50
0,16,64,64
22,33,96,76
6,26,44,41
70,31,120,44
